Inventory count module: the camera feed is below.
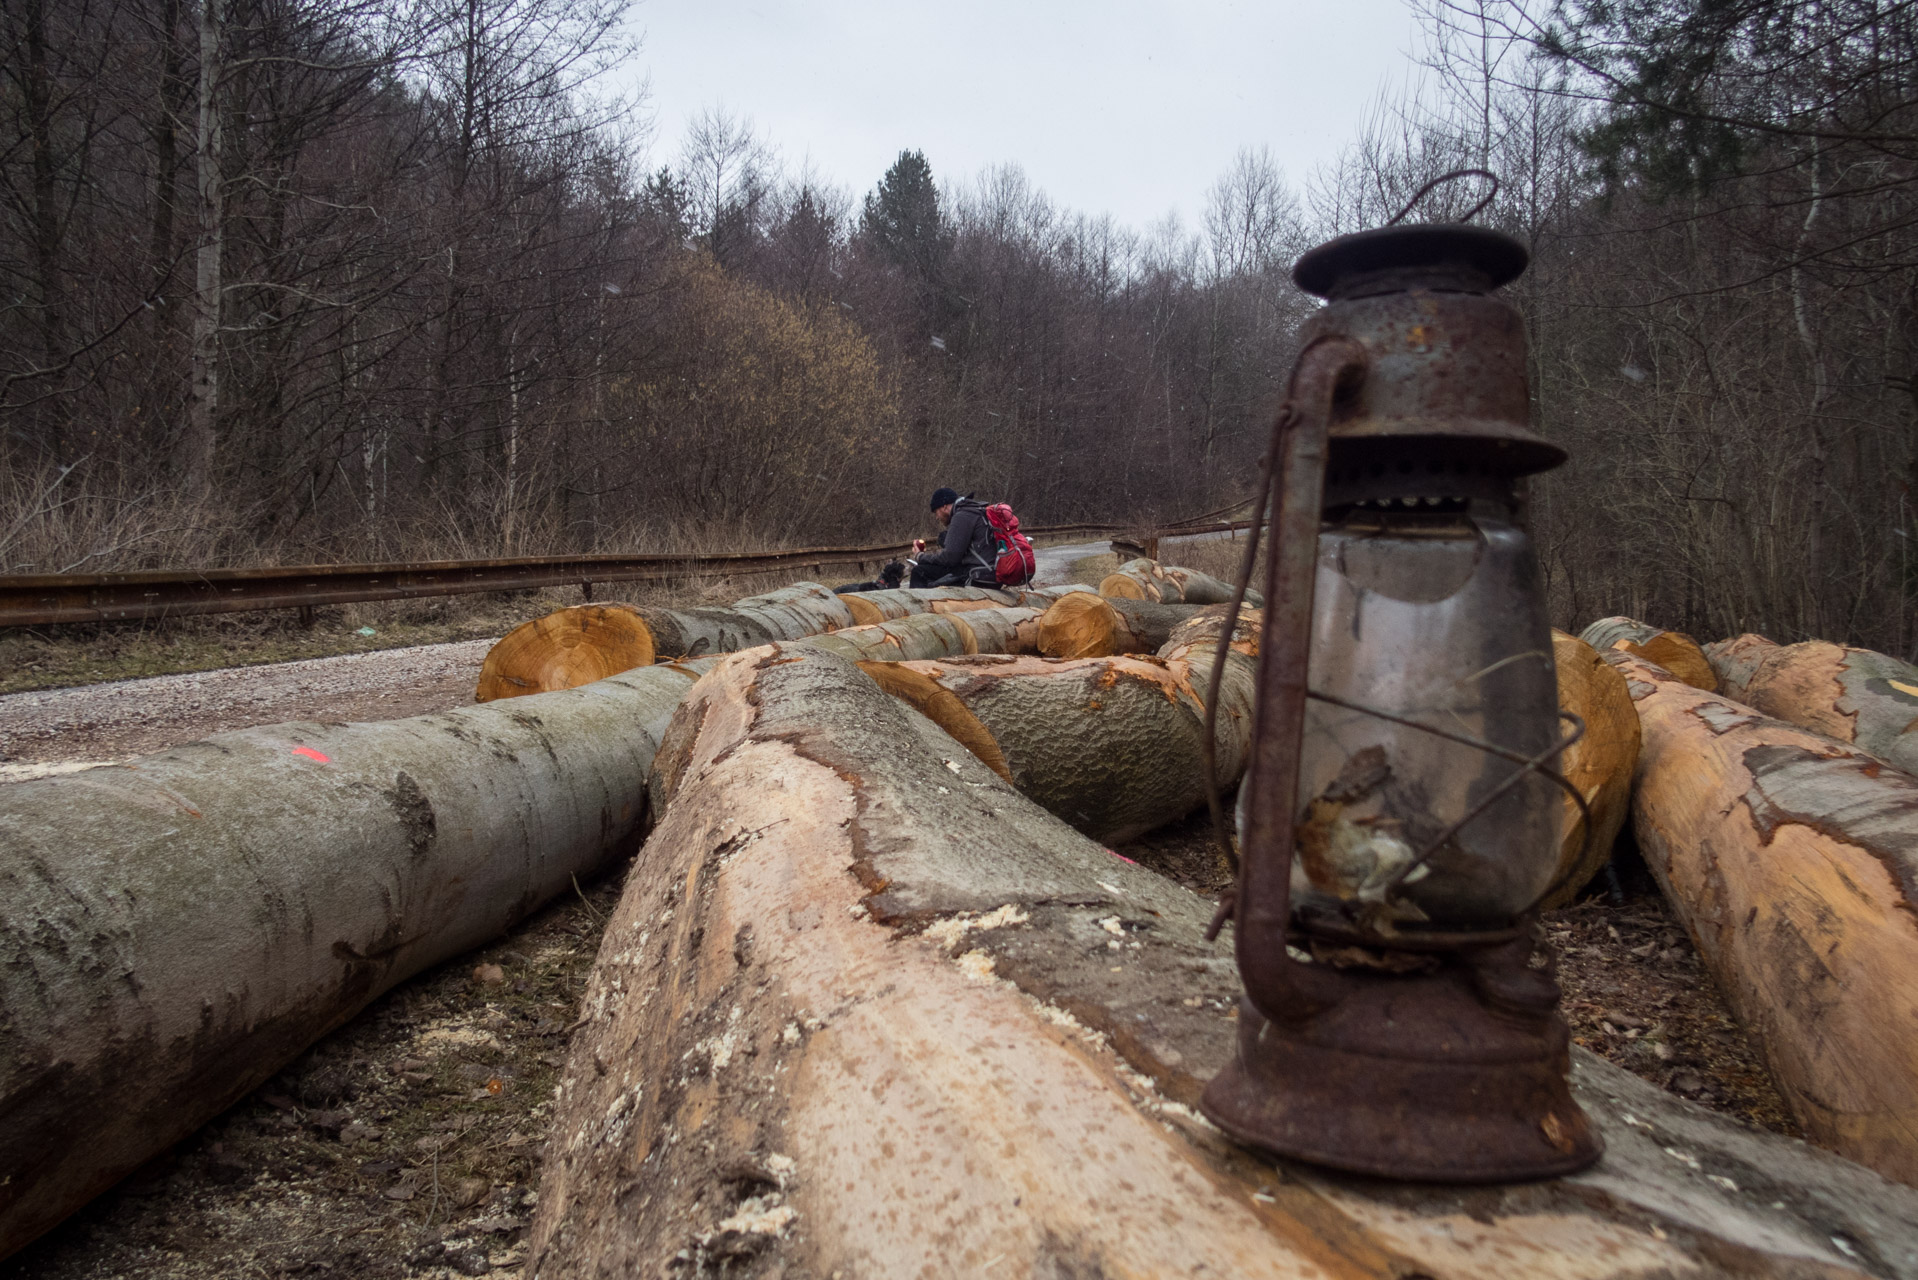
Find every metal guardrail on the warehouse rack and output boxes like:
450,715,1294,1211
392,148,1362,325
0,517,1254,627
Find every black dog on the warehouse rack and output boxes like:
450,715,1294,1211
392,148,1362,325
832,560,906,595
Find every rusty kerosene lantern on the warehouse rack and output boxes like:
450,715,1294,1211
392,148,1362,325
1200,222,1604,1181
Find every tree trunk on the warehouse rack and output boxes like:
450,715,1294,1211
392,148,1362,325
1100,557,1263,607
182,0,223,496
0,663,705,1260
1704,632,1783,702
1035,592,1203,658
1540,630,1640,910
529,646,1918,1278
1724,639,1918,776
1579,615,1718,692
1613,648,1918,1185
872,630,1257,843
475,583,854,702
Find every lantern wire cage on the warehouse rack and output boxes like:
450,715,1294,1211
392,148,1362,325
1197,398,1594,944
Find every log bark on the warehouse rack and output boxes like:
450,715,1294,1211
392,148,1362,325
872,630,1258,844
0,665,704,1260
1704,632,1783,702
529,645,1918,1278
1579,615,1718,692
1613,648,1918,1185
1099,557,1265,608
1539,630,1640,910
0,601,1049,1259
1730,639,1918,777
1034,591,1203,659
838,585,1014,626
475,582,852,702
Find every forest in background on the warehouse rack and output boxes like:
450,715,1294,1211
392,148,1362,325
3,0,1915,655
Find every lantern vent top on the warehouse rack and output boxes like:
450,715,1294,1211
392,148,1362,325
1294,224,1527,301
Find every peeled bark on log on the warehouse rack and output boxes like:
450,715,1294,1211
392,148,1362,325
529,645,1918,1278
1579,615,1718,692
475,582,852,702
1539,630,1640,910
1099,557,1265,608
1730,639,1918,777
875,639,1257,843
1614,648,1918,1185
0,665,704,1260
1704,632,1783,702
1034,592,1203,659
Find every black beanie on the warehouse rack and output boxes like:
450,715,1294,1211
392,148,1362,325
929,487,960,511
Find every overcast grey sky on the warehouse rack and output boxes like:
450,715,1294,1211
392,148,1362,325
626,0,1424,233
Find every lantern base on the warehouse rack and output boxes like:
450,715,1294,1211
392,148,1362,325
1200,938,1602,1182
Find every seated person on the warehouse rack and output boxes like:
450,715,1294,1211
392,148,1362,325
832,560,906,595
909,487,996,588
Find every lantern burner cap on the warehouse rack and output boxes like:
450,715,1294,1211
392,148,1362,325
1295,224,1527,301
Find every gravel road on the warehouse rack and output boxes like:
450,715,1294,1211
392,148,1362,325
0,639,494,772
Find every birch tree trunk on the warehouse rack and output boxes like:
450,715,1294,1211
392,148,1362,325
529,646,1918,1278
1614,648,1918,1185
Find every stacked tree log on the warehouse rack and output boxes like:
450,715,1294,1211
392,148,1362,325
1703,634,1918,776
1703,632,1783,701
476,582,854,701
863,608,1261,842
1579,615,1718,691
838,582,1091,626
478,583,1078,701
1611,647,1918,1186
1541,629,1641,909
528,644,1918,1276
0,606,1042,1260
1034,591,1205,659
1099,557,1264,608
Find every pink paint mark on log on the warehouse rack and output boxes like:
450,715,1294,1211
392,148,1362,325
1105,848,1137,865
292,746,332,763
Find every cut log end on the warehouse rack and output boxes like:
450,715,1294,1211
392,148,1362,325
474,604,654,703
1541,629,1640,909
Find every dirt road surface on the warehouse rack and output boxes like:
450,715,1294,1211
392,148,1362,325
0,639,493,771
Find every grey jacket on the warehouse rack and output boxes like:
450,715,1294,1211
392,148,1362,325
917,497,997,584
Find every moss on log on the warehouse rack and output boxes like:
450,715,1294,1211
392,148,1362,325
1539,630,1641,910
1613,648,1918,1184
528,644,1918,1277
475,582,852,702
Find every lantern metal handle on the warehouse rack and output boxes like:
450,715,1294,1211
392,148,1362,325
1231,334,1367,1026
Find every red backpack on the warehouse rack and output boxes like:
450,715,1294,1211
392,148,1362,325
984,502,1036,586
